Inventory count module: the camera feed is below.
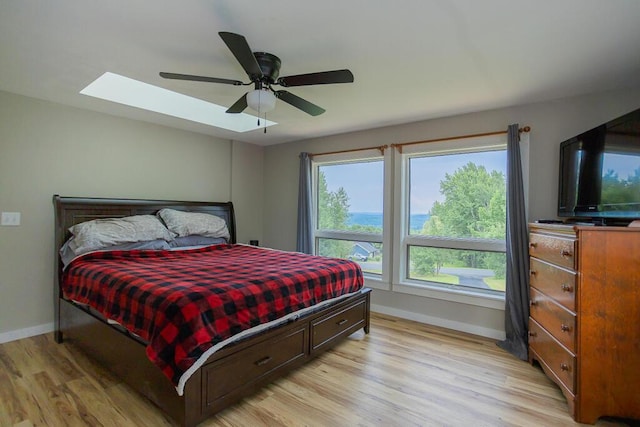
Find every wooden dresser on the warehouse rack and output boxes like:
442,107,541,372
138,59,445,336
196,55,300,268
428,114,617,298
528,223,640,424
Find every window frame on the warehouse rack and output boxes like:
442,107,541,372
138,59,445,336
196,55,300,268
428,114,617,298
311,148,391,289
391,135,513,308
308,132,529,308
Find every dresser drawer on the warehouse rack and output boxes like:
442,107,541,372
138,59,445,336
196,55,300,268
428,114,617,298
530,287,576,352
529,233,576,270
529,258,577,311
529,318,576,393
202,326,307,408
311,299,366,352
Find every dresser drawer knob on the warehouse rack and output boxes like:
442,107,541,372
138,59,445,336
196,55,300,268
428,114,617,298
528,331,537,338
529,242,538,249
529,300,538,307
530,270,537,277
560,324,572,332
561,249,573,257
560,363,570,372
561,284,573,292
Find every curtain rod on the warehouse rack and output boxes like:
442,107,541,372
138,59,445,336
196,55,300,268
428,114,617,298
309,144,388,158
391,126,531,153
307,125,530,157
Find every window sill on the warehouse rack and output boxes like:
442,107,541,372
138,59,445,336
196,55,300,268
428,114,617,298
392,281,505,310
363,275,391,291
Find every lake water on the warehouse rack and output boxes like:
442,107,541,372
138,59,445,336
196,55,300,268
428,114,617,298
347,212,430,231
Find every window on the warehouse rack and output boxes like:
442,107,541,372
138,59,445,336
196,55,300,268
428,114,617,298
309,132,520,303
397,138,507,295
314,155,385,277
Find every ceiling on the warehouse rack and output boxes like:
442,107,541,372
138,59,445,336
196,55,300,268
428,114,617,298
1,1,640,146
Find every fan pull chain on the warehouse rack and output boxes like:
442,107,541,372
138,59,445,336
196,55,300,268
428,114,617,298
257,89,261,126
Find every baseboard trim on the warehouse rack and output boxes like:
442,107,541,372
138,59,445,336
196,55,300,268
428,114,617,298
371,304,506,340
0,322,54,344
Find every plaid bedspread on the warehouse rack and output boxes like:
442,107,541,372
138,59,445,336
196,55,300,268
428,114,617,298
61,244,364,394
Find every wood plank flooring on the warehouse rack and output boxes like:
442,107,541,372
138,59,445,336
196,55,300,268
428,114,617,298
0,313,637,427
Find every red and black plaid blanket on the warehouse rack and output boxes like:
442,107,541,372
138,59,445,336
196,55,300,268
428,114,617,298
61,244,363,394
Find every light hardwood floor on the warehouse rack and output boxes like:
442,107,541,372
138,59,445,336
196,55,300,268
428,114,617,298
0,313,637,427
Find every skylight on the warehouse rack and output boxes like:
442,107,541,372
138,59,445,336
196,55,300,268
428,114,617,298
80,72,276,133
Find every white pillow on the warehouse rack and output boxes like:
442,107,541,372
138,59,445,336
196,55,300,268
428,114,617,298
157,208,230,240
69,215,175,254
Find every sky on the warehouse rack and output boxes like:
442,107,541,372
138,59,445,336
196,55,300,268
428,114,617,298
603,153,640,180
320,150,507,214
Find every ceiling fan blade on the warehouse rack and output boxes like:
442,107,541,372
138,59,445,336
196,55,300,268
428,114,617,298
218,32,263,79
277,69,354,87
226,93,248,113
159,72,243,86
275,90,325,116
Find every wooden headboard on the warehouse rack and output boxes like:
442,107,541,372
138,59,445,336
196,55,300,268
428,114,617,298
53,194,237,280
53,195,237,339
53,195,236,249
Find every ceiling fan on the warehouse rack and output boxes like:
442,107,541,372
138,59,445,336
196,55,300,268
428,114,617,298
160,32,354,117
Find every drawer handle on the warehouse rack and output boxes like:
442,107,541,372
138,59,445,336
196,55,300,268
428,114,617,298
529,300,537,307
255,356,272,367
561,249,573,258
336,318,348,326
561,284,573,293
529,242,537,249
560,324,571,332
560,363,570,372
528,331,537,338
529,270,537,277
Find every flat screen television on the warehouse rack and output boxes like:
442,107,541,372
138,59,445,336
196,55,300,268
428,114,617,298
558,107,640,224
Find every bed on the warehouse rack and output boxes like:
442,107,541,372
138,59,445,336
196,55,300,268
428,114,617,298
53,195,371,427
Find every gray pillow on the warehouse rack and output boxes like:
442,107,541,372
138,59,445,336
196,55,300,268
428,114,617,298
68,215,175,254
60,238,171,266
157,208,230,240
169,235,227,248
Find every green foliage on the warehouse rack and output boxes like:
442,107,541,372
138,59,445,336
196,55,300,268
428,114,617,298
317,170,353,258
348,224,383,234
318,238,352,258
413,162,507,279
429,162,506,239
410,245,451,275
317,170,384,260
317,171,350,230
601,167,640,210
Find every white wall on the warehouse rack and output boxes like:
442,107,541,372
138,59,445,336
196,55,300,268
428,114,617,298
231,140,264,245
2,86,639,343
262,87,640,338
0,90,263,341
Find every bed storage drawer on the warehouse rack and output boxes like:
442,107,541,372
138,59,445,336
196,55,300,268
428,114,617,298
202,325,308,409
311,298,367,352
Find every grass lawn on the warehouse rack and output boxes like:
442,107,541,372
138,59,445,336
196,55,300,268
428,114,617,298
484,277,506,292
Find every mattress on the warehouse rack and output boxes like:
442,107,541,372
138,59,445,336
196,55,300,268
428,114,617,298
61,244,364,394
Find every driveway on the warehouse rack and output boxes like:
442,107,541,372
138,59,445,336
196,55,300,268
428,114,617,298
439,267,494,289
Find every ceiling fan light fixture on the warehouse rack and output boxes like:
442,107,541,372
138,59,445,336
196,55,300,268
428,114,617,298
247,88,276,113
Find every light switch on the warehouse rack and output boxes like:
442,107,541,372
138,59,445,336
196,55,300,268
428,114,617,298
1,212,21,226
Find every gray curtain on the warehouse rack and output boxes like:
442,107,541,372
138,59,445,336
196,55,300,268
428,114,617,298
497,124,530,360
296,152,313,254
